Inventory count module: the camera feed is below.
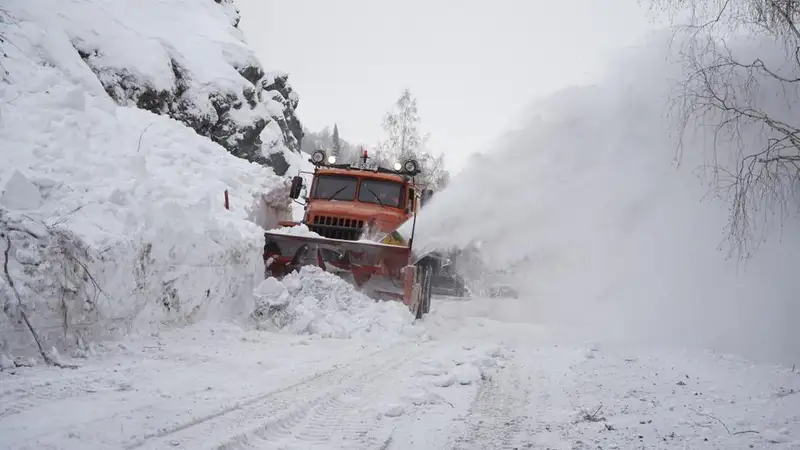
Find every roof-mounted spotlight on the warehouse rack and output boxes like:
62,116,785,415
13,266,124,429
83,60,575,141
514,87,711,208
310,150,326,165
393,162,402,172
327,155,337,164
402,159,419,175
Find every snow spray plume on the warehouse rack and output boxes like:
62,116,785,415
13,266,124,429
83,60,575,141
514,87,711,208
401,30,800,365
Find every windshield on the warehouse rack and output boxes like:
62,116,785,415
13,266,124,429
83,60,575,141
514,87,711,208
311,175,357,201
358,179,404,208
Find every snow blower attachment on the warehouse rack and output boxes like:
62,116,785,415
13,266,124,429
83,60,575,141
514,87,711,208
263,148,436,319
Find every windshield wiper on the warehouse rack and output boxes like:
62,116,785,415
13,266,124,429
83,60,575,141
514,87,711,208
364,187,385,206
325,186,349,201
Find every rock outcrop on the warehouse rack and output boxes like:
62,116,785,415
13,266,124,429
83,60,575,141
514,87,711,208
64,0,302,175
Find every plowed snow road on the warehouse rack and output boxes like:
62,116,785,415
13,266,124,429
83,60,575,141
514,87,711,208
2,297,799,449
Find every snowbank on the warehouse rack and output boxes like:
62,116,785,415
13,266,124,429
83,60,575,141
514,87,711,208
0,2,300,358
252,266,419,340
401,31,800,365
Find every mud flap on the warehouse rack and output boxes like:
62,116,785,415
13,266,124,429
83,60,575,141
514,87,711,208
403,265,417,311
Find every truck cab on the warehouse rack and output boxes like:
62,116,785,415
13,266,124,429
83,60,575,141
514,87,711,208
288,149,431,244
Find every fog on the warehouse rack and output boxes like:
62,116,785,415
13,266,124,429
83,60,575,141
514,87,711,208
400,30,800,366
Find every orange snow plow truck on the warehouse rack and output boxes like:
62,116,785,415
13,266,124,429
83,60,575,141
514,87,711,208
263,149,436,318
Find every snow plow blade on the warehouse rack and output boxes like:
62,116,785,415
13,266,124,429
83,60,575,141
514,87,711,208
263,231,411,279
263,231,431,317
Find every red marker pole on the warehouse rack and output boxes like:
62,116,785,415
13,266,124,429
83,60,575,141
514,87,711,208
224,189,230,210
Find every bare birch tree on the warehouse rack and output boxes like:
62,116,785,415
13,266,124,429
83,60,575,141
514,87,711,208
379,88,451,192
648,0,800,258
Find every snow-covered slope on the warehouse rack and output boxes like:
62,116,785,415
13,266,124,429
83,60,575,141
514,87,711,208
2,0,303,175
0,1,305,358
402,31,800,365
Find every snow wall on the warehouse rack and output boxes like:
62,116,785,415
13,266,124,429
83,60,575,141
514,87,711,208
401,30,800,365
0,1,299,358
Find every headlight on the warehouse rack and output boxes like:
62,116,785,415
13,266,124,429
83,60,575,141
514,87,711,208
327,155,337,164
311,150,325,164
403,159,418,173
393,162,402,171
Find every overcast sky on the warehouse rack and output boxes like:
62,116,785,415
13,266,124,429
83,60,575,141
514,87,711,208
237,0,664,173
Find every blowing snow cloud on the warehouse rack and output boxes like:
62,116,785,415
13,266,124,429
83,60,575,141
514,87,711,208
404,30,800,365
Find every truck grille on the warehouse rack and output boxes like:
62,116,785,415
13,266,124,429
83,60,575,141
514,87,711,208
308,216,365,240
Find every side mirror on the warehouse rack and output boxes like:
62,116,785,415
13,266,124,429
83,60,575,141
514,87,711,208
421,189,434,206
289,176,303,199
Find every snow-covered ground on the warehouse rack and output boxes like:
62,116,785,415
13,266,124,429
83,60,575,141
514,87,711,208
3,294,799,449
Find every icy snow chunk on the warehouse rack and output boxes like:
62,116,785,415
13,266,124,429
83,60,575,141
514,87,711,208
253,277,291,309
403,390,440,406
108,188,128,206
432,373,457,387
15,246,42,265
0,170,43,210
267,223,321,237
62,87,86,111
88,93,118,117
383,404,406,417
453,363,483,385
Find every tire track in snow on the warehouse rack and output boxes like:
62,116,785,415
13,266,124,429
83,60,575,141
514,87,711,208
126,341,429,450
214,352,414,450
449,359,530,450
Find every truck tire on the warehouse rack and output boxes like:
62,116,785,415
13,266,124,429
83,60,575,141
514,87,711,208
415,264,432,319
454,278,466,297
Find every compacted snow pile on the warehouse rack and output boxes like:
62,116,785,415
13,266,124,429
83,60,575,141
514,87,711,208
402,30,800,365
0,0,301,360
252,266,420,340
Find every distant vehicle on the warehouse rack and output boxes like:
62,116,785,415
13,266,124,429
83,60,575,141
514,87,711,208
485,283,519,298
427,253,469,298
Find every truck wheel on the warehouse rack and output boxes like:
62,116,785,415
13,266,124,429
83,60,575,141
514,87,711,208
415,264,433,319
422,270,432,314
455,279,466,297
264,240,282,278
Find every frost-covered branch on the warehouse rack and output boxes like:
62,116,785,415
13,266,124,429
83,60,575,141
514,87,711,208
651,0,800,258
1,231,77,369
377,88,451,192
689,407,760,435
0,208,116,367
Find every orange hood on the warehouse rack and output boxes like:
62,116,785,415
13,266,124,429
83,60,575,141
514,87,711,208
305,200,409,231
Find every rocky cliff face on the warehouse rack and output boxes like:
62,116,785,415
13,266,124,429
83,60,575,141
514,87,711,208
47,0,303,175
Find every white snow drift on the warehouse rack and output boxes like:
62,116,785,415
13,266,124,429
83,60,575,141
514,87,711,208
0,0,299,357
403,31,800,365
252,266,419,339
